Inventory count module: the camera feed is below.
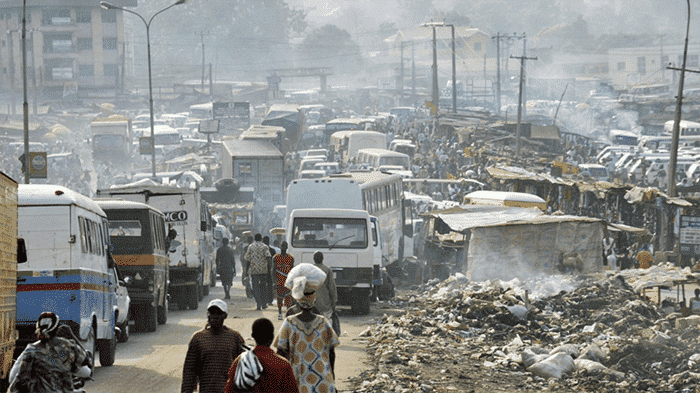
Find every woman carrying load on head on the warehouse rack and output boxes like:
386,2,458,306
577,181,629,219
274,263,340,393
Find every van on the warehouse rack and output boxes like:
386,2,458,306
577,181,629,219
314,162,341,176
578,163,610,182
298,157,326,177
299,169,327,179
16,184,118,368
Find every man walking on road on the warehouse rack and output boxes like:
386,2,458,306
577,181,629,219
216,238,236,299
182,299,245,393
244,234,272,310
224,318,298,393
313,251,339,334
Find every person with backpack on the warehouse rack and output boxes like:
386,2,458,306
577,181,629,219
224,318,298,393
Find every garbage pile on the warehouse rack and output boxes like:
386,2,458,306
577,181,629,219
350,272,700,392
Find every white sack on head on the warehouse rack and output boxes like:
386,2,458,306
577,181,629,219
285,263,327,300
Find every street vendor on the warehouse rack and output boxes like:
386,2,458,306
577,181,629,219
636,247,653,269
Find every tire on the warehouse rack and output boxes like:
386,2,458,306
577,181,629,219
188,285,199,310
144,302,158,332
158,297,168,325
351,289,371,315
117,319,129,343
97,336,116,367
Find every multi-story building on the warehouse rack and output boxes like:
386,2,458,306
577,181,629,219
0,0,136,100
608,44,700,90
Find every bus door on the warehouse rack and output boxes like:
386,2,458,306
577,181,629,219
401,199,413,261
370,217,383,287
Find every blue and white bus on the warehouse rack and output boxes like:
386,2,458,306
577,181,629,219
16,185,118,368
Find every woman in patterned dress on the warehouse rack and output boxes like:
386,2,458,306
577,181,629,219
274,267,340,393
273,241,295,319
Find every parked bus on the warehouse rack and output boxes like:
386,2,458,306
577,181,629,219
609,129,639,146
664,120,700,136
463,190,547,210
16,185,118,368
95,199,169,333
356,148,410,170
329,130,387,164
188,102,213,120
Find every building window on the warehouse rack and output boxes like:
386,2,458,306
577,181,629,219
103,37,118,51
474,42,481,52
76,10,91,23
617,62,625,71
78,65,94,77
104,64,118,77
44,34,73,54
637,57,646,75
239,163,252,176
101,10,117,23
77,38,92,51
689,54,699,68
42,9,71,26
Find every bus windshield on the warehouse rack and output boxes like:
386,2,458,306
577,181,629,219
109,220,142,237
291,217,368,249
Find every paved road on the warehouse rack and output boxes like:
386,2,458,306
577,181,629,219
86,278,379,392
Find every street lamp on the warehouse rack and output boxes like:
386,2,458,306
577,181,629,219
423,22,457,113
100,0,188,179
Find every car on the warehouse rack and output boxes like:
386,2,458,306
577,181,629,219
112,265,131,343
299,169,327,179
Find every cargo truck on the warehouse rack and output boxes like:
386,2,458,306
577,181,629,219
97,184,214,310
0,172,26,390
90,115,132,161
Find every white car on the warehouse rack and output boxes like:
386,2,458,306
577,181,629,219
112,265,131,343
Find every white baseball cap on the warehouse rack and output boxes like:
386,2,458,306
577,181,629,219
207,299,228,313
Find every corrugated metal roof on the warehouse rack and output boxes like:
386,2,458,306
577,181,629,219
222,139,283,158
428,206,602,234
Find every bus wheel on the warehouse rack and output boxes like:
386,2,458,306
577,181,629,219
188,285,199,310
97,334,116,367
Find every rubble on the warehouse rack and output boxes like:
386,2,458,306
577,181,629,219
349,272,700,392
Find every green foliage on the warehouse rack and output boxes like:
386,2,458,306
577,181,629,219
299,24,363,74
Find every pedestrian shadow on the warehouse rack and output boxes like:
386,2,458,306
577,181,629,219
90,364,182,391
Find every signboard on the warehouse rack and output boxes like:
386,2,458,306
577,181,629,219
163,210,188,223
198,119,220,134
19,152,47,179
680,216,700,245
213,102,250,133
139,137,153,155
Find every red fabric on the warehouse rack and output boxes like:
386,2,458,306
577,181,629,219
225,346,299,393
274,253,295,307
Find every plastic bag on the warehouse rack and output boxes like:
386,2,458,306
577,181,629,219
527,352,575,379
285,263,327,300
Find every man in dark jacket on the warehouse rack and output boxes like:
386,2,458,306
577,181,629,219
216,238,236,299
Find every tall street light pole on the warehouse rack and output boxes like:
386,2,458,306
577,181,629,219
22,0,29,184
100,0,188,179
424,22,458,114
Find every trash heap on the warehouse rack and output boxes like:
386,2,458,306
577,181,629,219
350,272,700,392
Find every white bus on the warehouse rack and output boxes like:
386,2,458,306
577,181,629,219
188,102,213,120
324,117,376,143
330,130,387,164
356,148,410,170
16,185,118,368
664,120,700,136
287,208,379,314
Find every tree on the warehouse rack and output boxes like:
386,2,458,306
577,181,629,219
299,24,363,74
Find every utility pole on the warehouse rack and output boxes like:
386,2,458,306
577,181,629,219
521,33,528,118
492,32,503,114
411,41,416,104
511,53,538,161
209,63,213,99
196,31,208,93
432,25,438,116
399,40,405,100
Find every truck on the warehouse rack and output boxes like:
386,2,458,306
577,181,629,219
96,184,214,310
0,172,26,390
90,115,133,161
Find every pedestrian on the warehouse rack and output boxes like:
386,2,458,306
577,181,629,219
636,246,653,269
181,299,245,393
240,235,254,299
244,233,272,310
224,318,298,393
312,251,338,322
262,236,278,306
9,312,91,393
275,263,340,393
216,237,236,299
273,241,295,320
